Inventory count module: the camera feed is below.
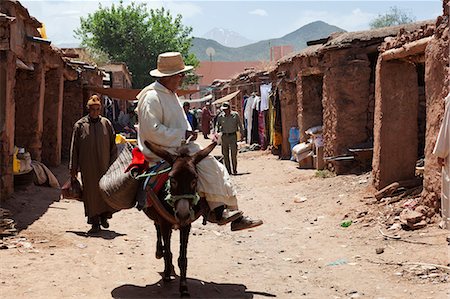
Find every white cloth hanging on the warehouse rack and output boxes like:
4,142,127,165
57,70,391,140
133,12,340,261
260,83,272,111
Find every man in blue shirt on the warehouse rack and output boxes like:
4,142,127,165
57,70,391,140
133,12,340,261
183,101,198,130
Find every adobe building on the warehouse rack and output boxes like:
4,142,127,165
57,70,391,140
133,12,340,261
102,62,132,112
372,2,448,212
0,1,103,200
61,60,103,159
0,0,68,199
268,53,302,159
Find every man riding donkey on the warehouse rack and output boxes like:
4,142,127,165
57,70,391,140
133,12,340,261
136,52,262,231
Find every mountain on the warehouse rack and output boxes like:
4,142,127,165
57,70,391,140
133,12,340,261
191,21,345,61
202,28,254,48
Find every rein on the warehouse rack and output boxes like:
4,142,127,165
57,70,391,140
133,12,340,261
165,193,200,207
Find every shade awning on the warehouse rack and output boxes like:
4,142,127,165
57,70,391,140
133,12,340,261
86,86,201,101
212,90,240,105
180,94,212,103
87,86,141,101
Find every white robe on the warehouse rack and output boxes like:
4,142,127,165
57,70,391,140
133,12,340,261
244,96,255,143
433,92,450,228
137,82,237,207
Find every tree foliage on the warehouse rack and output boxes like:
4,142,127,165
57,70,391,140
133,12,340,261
369,6,416,29
75,1,198,88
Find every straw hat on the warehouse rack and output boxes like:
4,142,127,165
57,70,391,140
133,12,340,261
149,52,193,77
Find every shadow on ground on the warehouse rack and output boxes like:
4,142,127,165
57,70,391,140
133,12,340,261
112,277,276,298
66,229,126,240
0,163,68,231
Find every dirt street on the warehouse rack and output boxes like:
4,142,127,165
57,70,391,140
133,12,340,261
1,138,449,299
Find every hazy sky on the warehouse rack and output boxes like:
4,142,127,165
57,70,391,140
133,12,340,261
21,0,443,46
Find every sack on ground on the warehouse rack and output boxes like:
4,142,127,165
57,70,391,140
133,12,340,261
61,178,82,201
99,142,139,210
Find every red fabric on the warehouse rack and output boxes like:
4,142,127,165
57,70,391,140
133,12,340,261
153,173,169,194
125,147,149,173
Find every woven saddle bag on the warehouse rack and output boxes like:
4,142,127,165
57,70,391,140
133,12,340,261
99,142,139,210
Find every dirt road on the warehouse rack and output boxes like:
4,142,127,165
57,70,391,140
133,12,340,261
1,139,449,298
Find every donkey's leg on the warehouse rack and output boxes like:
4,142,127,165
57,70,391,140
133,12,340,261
161,222,175,281
178,224,191,297
154,223,164,259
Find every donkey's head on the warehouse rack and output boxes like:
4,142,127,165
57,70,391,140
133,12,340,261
145,141,216,225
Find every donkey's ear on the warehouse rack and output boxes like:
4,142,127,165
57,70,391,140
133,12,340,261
192,142,217,165
144,141,175,165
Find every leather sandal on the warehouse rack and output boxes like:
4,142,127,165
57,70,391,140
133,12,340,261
231,216,263,231
208,210,243,226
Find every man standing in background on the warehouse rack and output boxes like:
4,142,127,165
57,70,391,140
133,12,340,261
434,92,450,231
183,101,198,130
216,102,244,175
201,102,213,139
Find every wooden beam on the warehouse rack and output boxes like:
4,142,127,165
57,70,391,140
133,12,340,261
381,37,433,61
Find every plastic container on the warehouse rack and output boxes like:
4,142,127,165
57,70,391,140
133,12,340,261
288,127,300,161
13,147,20,174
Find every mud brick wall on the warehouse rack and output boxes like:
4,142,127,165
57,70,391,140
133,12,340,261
372,59,419,189
14,64,45,162
0,51,16,200
61,80,83,160
297,74,324,142
42,67,63,166
322,50,372,163
278,80,298,159
422,13,449,210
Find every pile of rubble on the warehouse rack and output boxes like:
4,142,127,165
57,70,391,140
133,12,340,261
370,178,438,230
0,208,17,237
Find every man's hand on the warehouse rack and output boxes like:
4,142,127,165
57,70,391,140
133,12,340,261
192,130,199,141
185,130,198,142
438,157,445,167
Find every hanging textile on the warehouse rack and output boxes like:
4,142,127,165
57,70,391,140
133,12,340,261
260,83,272,111
244,95,255,143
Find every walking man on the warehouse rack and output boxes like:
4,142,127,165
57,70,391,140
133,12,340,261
69,95,118,234
216,102,244,175
136,52,262,231
434,92,450,230
201,102,213,139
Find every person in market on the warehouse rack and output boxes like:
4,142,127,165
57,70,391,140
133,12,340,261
201,101,213,139
69,95,118,234
216,101,244,175
136,51,262,231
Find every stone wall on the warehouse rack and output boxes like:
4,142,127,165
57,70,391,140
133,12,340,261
422,11,449,210
297,74,323,142
61,80,83,160
14,64,45,162
372,59,419,189
322,49,372,166
0,51,16,200
42,67,64,166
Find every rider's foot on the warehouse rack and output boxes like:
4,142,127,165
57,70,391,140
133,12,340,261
208,209,243,225
231,216,263,231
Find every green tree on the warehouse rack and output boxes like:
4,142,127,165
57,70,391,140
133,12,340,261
369,6,416,29
75,1,198,88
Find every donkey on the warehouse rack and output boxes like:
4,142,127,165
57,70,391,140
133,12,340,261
143,140,216,297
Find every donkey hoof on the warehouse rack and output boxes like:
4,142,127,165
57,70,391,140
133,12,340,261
155,250,164,259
